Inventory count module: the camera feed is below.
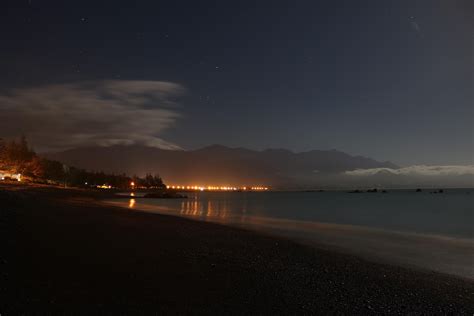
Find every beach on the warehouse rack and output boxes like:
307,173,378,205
110,190,474,279
2,184,474,314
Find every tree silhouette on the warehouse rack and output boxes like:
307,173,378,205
0,136,167,189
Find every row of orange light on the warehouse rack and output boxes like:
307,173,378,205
167,185,206,191
166,185,269,191
249,186,269,190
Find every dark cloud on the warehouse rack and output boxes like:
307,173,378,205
0,80,185,151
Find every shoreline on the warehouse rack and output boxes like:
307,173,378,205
108,196,474,280
2,184,474,314
117,200,474,280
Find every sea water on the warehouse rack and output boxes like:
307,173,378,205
110,189,474,278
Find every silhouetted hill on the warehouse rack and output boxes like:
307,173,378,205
42,145,398,188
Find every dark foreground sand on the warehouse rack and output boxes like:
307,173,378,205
1,184,473,314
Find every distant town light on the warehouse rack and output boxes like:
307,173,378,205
166,184,269,191
97,184,112,189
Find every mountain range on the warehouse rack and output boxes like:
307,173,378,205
43,145,398,188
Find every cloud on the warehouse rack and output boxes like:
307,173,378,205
345,165,474,177
410,21,421,33
409,17,422,37
0,80,185,151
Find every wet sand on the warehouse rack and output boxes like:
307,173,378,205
2,184,474,314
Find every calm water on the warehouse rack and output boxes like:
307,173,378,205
127,190,473,238
110,189,474,278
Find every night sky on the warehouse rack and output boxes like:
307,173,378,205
1,0,472,165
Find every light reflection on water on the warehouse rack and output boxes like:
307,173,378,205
180,199,231,219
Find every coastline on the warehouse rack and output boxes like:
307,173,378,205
107,196,474,280
2,184,474,314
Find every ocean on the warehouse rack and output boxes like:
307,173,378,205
109,189,474,279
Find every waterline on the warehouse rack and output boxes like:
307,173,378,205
106,194,474,279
